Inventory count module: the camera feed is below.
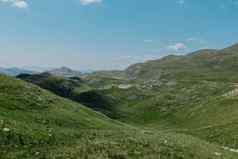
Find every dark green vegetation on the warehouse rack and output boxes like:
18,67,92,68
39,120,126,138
17,73,119,118
3,43,238,158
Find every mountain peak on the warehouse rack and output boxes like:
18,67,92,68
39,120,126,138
46,67,82,77
60,66,73,71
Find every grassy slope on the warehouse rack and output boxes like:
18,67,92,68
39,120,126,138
176,90,238,148
95,80,238,150
11,44,238,158
18,72,238,150
1,76,238,158
17,73,122,118
0,75,124,145
108,44,238,148
125,44,238,82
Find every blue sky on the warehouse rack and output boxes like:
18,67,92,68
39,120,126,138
1,0,238,70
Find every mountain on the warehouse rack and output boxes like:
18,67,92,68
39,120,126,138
46,66,82,77
4,43,238,158
22,66,54,73
109,43,238,149
125,43,238,82
17,43,238,151
0,67,35,76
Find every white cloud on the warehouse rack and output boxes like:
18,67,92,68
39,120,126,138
0,0,28,9
168,43,187,51
177,0,185,5
12,0,28,8
80,0,102,6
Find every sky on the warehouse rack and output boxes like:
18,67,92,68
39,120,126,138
1,0,238,71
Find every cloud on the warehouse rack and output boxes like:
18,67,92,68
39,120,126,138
80,0,102,6
12,0,28,8
177,0,185,5
0,0,28,9
168,43,187,51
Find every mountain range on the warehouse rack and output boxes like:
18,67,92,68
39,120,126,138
2,43,238,158
0,67,36,76
45,66,83,77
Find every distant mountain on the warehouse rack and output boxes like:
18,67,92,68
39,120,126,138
125,43,238,82
22,66,54,73
4,43,238,158
46,66,82,77
0,67,35,76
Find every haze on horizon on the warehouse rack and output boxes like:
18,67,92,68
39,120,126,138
1,0,238,70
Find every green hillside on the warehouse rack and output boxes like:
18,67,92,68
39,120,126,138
18,71,238,151
17,73,121,118
5,43,238,158
78,43,238,150
2,74,238,158
126,43,238,82
0,75,124,156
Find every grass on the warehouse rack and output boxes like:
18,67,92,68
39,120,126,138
4,44,238,158
1,130,238,159
86,79,238,151
0,75,125,145
18,72,238,149
2,75,238,158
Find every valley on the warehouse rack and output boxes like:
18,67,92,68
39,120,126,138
1,44,238,158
